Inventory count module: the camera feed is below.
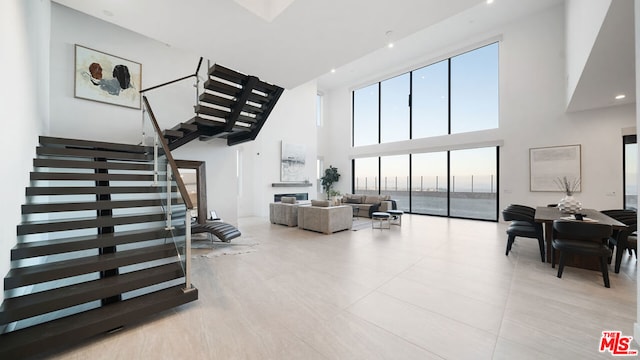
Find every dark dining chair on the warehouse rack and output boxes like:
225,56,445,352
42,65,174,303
600,209,637,273
502,204,545,262
552,220,613,288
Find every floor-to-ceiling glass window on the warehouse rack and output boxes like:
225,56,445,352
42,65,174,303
449,147,498,220
381,155,409,211
350,42,499,221
450,43,499,134
354,157,379,195
623,135,637,210
353,84,379,147
380,73,410,143
412,60,448,139
411,152,448,215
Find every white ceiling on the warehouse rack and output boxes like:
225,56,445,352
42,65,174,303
566,0,635,112
52,0,486,88
52,0,634,111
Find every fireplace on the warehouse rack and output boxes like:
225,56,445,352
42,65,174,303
274,193,308,202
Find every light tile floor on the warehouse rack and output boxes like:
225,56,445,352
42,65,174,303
48,215,637,359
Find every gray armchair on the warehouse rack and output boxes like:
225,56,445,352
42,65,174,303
269,197,302,227
297,201,352,234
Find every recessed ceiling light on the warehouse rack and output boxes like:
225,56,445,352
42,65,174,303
330,69,336,74
615,94,626,100
486,0,494,4
387,43,394,49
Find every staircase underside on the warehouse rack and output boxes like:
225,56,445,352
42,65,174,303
163,63,284,150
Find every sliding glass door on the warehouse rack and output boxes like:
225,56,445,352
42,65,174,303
449,147,498,220
411,152,448,216
353,147,498,221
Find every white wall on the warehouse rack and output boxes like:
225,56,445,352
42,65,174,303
0,0,51,301
320,4,636,215
565,0,611,106
237,80,319,218
48,4,319,223
49,3,199,144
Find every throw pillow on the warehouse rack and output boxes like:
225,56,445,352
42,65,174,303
311,200,330,207
364,195,381,204
281,196,296,204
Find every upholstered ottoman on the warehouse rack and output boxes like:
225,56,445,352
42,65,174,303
372,212,391,229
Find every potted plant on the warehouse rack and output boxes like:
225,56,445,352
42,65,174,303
320,166,340,200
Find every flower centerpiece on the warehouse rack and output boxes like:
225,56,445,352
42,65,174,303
554,176,582,213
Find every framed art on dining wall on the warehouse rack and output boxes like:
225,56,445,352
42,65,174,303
529,144,581,192
74,44,142,109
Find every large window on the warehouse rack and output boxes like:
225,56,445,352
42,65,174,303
449,147,498,220
352,42,498,144
624,135,637,210
350,42,500,221
353,147,498,221
411,152,448,216
354,157,379,195
450,43,499,134
353,84,379,146
412,60,448,138
380,73,410,143
381,155,409,211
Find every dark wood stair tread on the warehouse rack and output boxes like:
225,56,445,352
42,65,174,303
0,285,198,359
0,262,184,324
5,243,179,289
17,213,175,235
21,198,179,214
199,93,264,115
33,158,155,171
30,171,155,182
12,228,181,260
26,186,176,196
36,146,152,162
163,129,184,139
39,136,151,154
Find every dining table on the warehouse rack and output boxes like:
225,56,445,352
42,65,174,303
534,207,628,271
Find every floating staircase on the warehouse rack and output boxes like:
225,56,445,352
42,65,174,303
162,63,284,150
0,136,197,358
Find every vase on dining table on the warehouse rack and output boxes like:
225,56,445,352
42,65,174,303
558,195,582,214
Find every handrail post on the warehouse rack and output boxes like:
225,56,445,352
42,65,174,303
183,218,193,292
141,107,146,146
153,132,159,186
165,163,174,230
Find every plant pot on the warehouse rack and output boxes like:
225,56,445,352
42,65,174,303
558,195,582,214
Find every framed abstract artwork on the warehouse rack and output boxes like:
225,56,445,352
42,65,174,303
74,44,142,109
530,144,581,192
280,142,306,182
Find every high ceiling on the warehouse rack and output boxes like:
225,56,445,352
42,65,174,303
51,0,493,89
53,0,634,112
